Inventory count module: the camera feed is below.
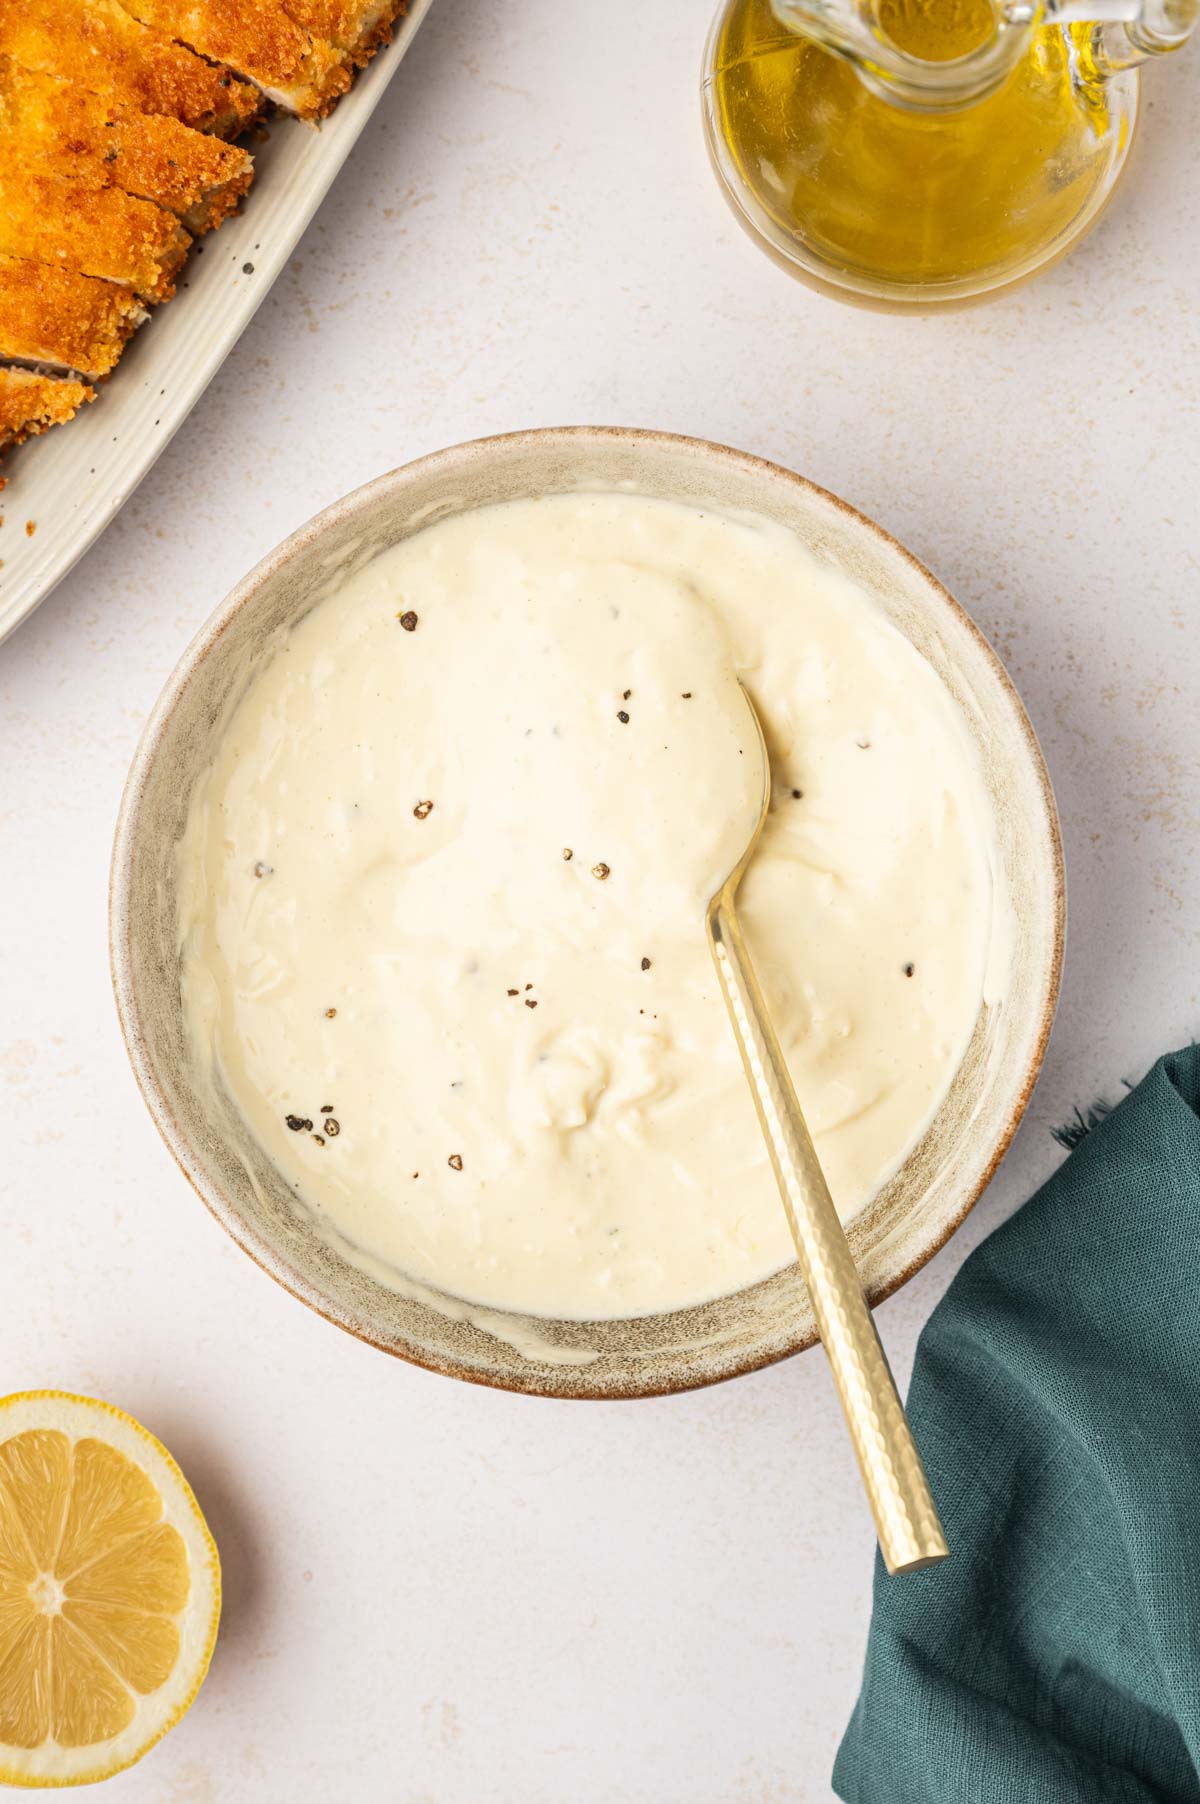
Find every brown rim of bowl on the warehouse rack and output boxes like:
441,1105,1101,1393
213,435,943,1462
109,426,1066,1400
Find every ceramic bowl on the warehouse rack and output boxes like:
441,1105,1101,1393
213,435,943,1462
110,427,1064,1398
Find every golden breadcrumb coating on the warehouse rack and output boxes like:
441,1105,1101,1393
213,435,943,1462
0,366,93,449
115,0,351,119
0,162,191,299
283,0,406,63
0,0,262,136
0,58,254,231
0,252,145,377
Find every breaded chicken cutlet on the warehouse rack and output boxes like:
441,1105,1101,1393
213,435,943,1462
0,254,145,379
0,368,93,452
117,0,353,122
0,0,411,470
279,0,408,65
0,59,254,233
0,0,262,136
0,167,191,299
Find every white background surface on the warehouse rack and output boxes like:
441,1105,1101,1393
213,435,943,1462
2,4,1197,1799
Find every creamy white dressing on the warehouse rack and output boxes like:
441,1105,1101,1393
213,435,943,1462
177,493,1001,1321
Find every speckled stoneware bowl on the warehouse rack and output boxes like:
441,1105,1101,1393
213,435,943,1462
111,427,1064,1399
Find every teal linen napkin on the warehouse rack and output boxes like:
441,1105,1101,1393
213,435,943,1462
834,1045,1200,1804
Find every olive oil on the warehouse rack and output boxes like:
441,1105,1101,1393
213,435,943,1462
705,0,1134,302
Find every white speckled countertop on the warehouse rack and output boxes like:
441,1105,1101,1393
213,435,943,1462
2,5,1197,1799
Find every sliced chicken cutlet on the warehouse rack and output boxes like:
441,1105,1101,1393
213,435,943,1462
0,366,93,451
283,0,407,64
0,0,261,136
0,164,190,299
0,58,254,234
0,254,144,379
113,0,351,119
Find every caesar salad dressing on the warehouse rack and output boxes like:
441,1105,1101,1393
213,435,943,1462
177,492,1002,1320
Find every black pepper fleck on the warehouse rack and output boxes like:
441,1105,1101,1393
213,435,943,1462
242,261,255,274
791,788,804,800
616,710,629,724
507,988,519,996
640,957,651,971
448,1153,463,1171
324,1007,337,1019
324,1117,340,1136
398,610,418,631
413,799,434,820
681,692,692,699
592,862,610,881
320,1104,334,1113
312,1133,325,1146
285,1114,311,1132
903,963,915,978
525,998,538,1009
622,689,632,701
562,847,573,861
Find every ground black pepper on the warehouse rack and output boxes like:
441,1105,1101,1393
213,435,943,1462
285,1114,312,1132
525,998,538,1009
592,862,610,881
448,1153,463,1171
413,800,434,820
325,1117,341,1135
903,963,915,978
398,610,419,632
616,710,629,724
641,957,651,971
562,848,573,861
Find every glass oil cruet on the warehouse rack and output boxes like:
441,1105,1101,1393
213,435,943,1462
701,0,1195,306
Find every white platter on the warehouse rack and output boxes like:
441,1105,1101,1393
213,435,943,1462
0,0,434,647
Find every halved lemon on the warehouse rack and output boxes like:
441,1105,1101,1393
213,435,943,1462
0,1393,220,1788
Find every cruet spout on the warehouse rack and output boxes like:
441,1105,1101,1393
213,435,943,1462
769,0,1194,107
1079,0,1198,68
768,0,1049,107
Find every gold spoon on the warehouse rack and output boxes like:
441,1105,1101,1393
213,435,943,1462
708,684,948,1574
